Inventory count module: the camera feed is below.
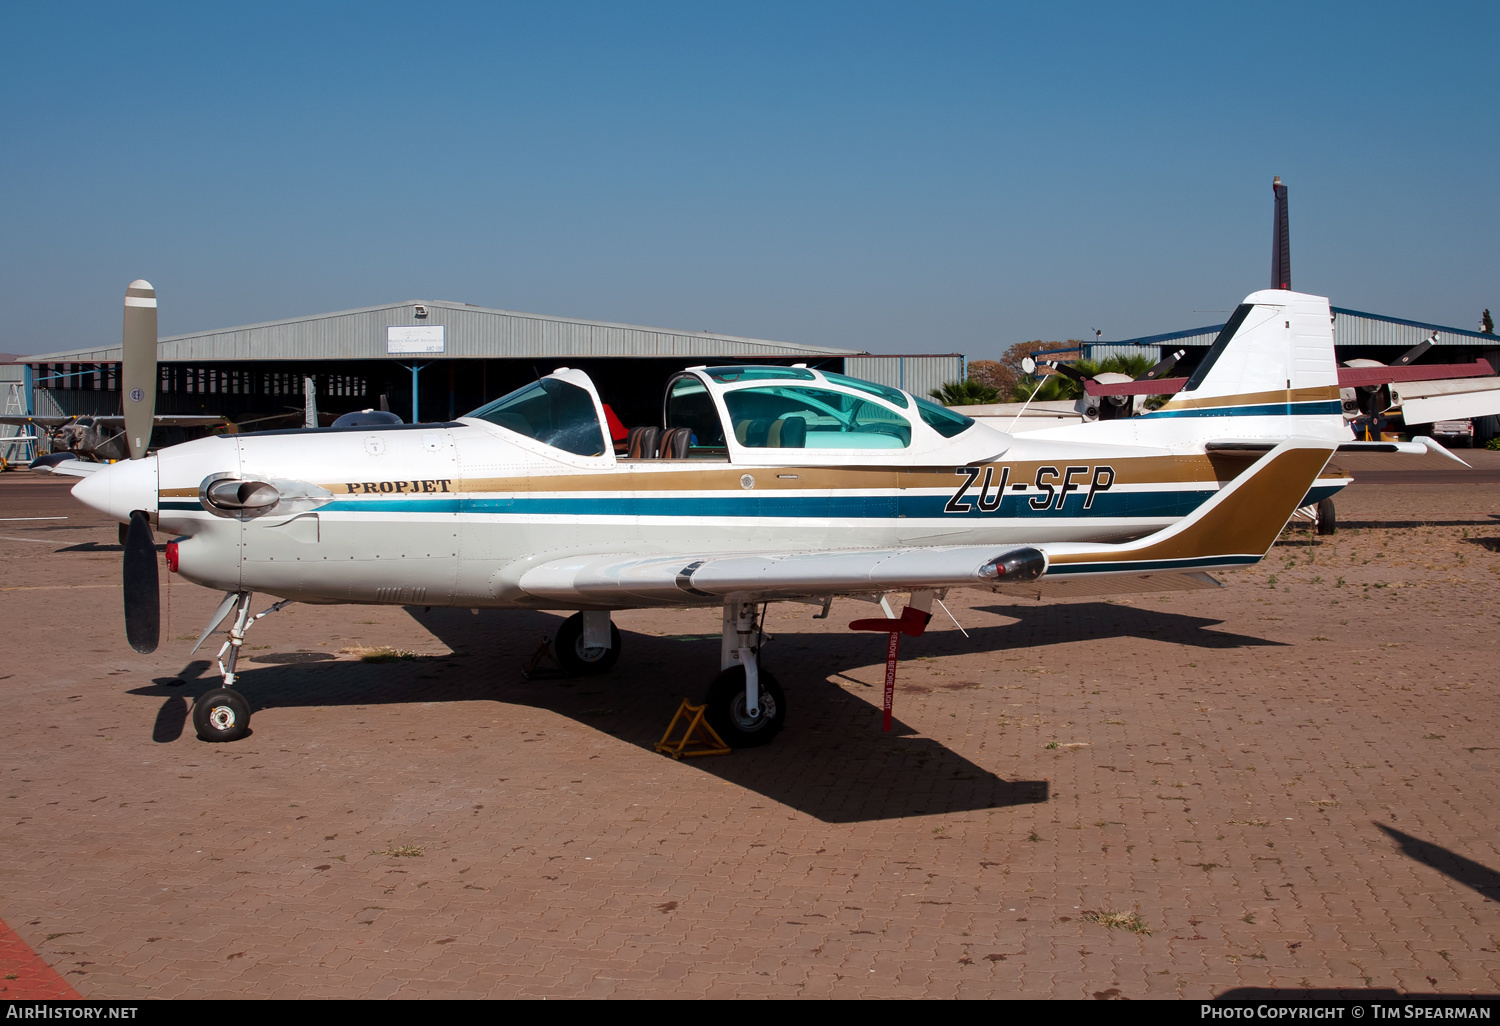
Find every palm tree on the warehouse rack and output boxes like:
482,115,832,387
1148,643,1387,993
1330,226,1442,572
929,379,1002,405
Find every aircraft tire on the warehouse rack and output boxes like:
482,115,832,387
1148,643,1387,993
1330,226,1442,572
705,665,785,748
192,687,251,742
554,613,622,676
1316,498,1337,536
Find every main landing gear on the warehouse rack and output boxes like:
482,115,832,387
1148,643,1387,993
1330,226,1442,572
192,591,289,742
1291,497,1337,536
553,611,622,676
704,600,785,748
552,602,784,748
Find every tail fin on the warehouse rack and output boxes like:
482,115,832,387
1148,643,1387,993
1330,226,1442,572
1149,290,1345,439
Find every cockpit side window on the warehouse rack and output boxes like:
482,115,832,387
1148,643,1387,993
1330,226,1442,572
466,378,606,456
913,394,975,438
723,386,911,449
665,376,727,449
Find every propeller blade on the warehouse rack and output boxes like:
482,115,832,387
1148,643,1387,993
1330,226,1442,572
123,510,160,654
121,280,158,460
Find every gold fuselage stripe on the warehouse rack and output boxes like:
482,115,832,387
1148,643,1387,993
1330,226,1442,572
1158,385,1341,412
159,451,1347,499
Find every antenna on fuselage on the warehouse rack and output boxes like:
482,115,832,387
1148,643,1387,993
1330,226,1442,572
1271,175,1290,290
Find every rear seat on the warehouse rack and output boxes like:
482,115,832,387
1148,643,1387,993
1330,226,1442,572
625,426,693,458
626,426,660,458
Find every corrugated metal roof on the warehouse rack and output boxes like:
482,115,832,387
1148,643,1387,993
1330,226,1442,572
1101,307,1499,350
1330,307,1498,349
845,355,966,398
28,299,866,363
1085,344,1164,363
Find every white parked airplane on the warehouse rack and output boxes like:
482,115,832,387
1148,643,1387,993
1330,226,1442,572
52,282,1363,747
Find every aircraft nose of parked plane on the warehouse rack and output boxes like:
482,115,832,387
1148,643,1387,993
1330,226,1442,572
71,455,159,523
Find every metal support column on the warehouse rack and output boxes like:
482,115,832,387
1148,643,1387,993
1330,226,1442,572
402,362,429,424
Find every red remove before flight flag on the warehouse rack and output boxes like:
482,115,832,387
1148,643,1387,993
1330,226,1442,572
849,606,931,731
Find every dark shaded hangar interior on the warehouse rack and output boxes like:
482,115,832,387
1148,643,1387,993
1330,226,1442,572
9,299,963,444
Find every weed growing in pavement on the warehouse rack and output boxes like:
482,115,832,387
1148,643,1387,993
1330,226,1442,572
349,646,417,663
1081,909,1151,935
375,844,424,857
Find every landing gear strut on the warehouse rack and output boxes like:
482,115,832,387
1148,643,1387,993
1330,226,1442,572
704,600,785,747
192,591,290,742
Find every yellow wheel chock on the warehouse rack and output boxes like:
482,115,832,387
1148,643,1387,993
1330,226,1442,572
655,699,732,759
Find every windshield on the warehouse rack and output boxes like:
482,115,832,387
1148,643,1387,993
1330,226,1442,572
466,378,606,456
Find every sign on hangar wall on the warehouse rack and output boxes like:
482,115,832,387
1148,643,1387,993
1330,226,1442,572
386,325,446,355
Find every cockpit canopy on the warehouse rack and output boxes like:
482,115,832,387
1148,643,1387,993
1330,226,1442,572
466,375,607,456
464,363,989,462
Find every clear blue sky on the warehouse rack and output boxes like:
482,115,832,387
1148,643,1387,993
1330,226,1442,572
1,1,1495,359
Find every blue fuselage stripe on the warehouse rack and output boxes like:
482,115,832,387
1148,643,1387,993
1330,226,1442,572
163,482,1347,520
1142,401,1344,419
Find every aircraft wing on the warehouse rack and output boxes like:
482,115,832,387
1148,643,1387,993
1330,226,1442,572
0,415,73,427
514,544,1049,606
516,437,1335,608
90,414,228,428
29,460,103,478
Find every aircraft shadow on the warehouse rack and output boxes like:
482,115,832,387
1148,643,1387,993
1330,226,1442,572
1216,989,1464,1000
1338,518,1499,529
56,541,166,553
126,607,1049,824
966,603,1284,651
1374,822,1500,903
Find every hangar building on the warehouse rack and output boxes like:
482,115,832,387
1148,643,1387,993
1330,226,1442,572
4,299,964,437
1087,306,1499,368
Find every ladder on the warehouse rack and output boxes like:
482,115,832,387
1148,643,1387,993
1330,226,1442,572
1,383,36,465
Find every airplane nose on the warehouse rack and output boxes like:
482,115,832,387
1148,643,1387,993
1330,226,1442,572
71,456,159,524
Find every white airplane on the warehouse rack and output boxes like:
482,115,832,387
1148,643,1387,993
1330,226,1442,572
51,282,1361,747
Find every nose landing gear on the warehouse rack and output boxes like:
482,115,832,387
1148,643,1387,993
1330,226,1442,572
191,591,290,742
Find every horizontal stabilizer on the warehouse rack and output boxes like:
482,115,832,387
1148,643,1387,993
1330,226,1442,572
1039,437,1335,578
1206,436,1467,465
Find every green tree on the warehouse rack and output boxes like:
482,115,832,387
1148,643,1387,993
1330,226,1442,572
929,378,1002,405
1483,309,1494,334
966,359,1015,398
